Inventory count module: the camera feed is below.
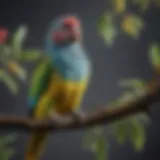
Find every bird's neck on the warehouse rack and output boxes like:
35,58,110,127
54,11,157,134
53,41,82,50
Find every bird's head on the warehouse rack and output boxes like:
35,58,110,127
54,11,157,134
49,15,81,45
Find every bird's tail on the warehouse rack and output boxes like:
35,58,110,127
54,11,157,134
24,131,49,160
25,85,53,160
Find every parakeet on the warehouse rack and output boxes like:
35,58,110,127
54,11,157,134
25,15,92,160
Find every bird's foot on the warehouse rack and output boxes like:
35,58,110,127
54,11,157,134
49,112,73,124
70,109,86,123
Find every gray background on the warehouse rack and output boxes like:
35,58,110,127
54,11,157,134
0,0,160,160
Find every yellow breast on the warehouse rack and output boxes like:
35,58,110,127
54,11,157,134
48,73,88,114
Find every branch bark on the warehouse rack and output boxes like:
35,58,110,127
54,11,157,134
0,80,160,133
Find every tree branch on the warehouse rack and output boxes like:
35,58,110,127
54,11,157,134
0,80,160,133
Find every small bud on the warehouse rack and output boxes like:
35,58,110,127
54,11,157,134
0,28,8,44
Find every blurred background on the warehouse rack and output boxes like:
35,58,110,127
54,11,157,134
0,0,160,160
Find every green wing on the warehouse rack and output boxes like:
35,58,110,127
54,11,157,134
28,58,53,115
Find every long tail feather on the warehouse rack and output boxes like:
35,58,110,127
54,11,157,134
25,92,52,160
24,131,49,160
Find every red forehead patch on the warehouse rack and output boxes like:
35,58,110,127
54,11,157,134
63,16,80,27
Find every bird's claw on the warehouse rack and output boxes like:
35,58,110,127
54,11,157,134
49,112,73,124
70,110,85,123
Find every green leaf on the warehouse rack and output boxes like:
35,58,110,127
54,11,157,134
83,127,104,151
118,91,135,104
95,136,107,160
119,79,146,89
83,130,96,151
8,61,27,81
0,134,17,160
111,120,129,144
133,113,150,124
98,12,117,45
19,50,42,61
108,100,119,107
0,45,12,60
112,0,127,13
119,79,147,96
83,127,107,160
0,69,18,94
0,134,17,148
112,117,146,150
7,60,27,81
0,148,16,160
149,44,160,68
5,148,16,158
121,14,144,38
12,25,28,58
128,119,145,151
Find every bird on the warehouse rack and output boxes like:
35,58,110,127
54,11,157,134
24,15,92,160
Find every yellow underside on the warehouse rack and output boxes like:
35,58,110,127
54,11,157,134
35,73,88,119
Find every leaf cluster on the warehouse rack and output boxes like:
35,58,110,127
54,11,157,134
0,26,42,94
0,133,17,160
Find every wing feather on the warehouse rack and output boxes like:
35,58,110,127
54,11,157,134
28,59,53,114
